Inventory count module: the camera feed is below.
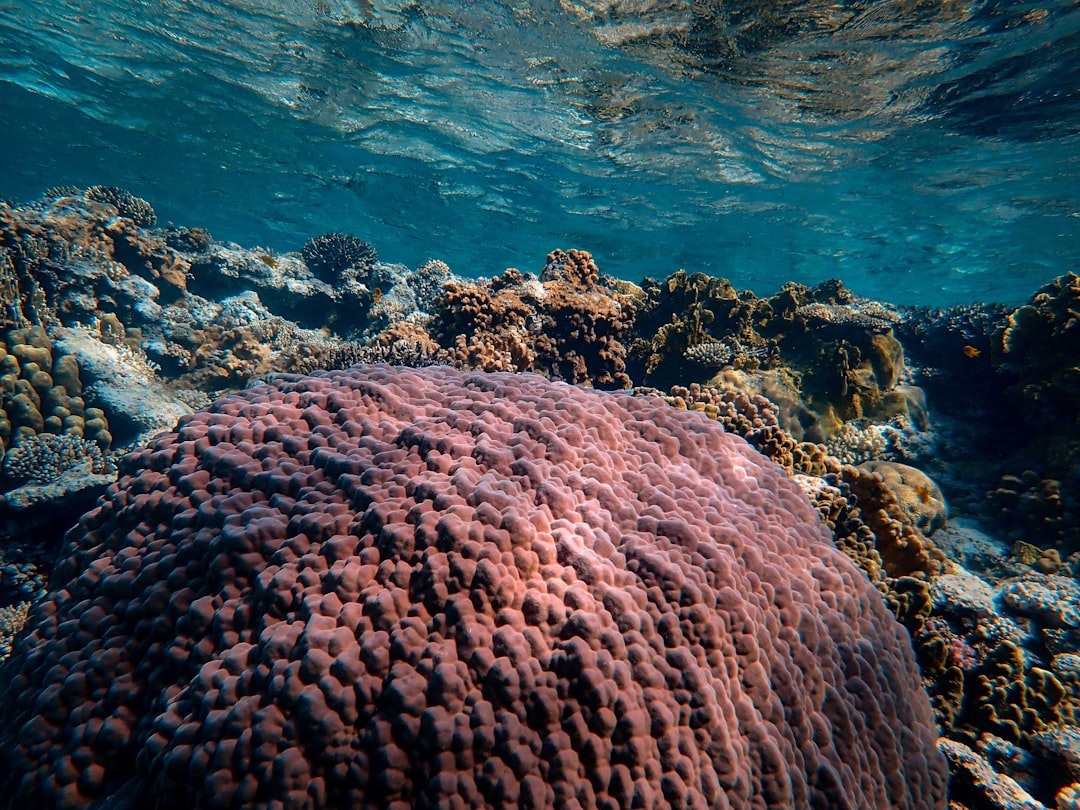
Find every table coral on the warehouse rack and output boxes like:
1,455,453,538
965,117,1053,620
0,365,947,809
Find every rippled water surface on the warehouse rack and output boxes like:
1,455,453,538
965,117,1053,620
2,0,1078,305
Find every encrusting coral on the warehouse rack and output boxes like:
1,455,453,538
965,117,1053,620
0,365,948,810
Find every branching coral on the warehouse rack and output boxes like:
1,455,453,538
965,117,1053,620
2,433,116,486
301,232,377,282
85,186,157,228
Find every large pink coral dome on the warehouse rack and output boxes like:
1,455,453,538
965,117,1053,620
0,365,947,809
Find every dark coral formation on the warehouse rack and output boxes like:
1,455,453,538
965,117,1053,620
973,273,1080,560
994,272,1080,434
428,249,635,388
982,471,1080,558
85,186,157,228
627,271,766,388
0,365,947,809
901,277,1080,563
301,232,377,282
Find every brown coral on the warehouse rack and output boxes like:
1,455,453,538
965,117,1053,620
841,463,946,579
966,642,1066,745
859,461,948,536
431,251,634,388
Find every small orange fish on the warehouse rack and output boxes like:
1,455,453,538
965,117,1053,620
962,345,981,358
372,287,383,304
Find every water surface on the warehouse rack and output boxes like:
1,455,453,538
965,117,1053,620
1,0,1078,305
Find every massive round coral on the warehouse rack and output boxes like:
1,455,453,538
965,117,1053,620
0,365,947,809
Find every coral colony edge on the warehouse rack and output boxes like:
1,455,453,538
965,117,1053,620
0,188,1077,809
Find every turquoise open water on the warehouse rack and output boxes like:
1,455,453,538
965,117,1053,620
1,0,1078,306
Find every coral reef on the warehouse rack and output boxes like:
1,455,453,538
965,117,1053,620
0,193,183,328
1000,574,1080,656
627,272,923,444
657,382,941,633
967,642,1066,747
2,189,1080,809
429,266,542,372
826,420,891,464
0,365,947,809
907,561,1080,806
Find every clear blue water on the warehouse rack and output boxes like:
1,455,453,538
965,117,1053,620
1,0,1078,306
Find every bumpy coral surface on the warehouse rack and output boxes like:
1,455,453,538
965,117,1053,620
0,365,947,809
